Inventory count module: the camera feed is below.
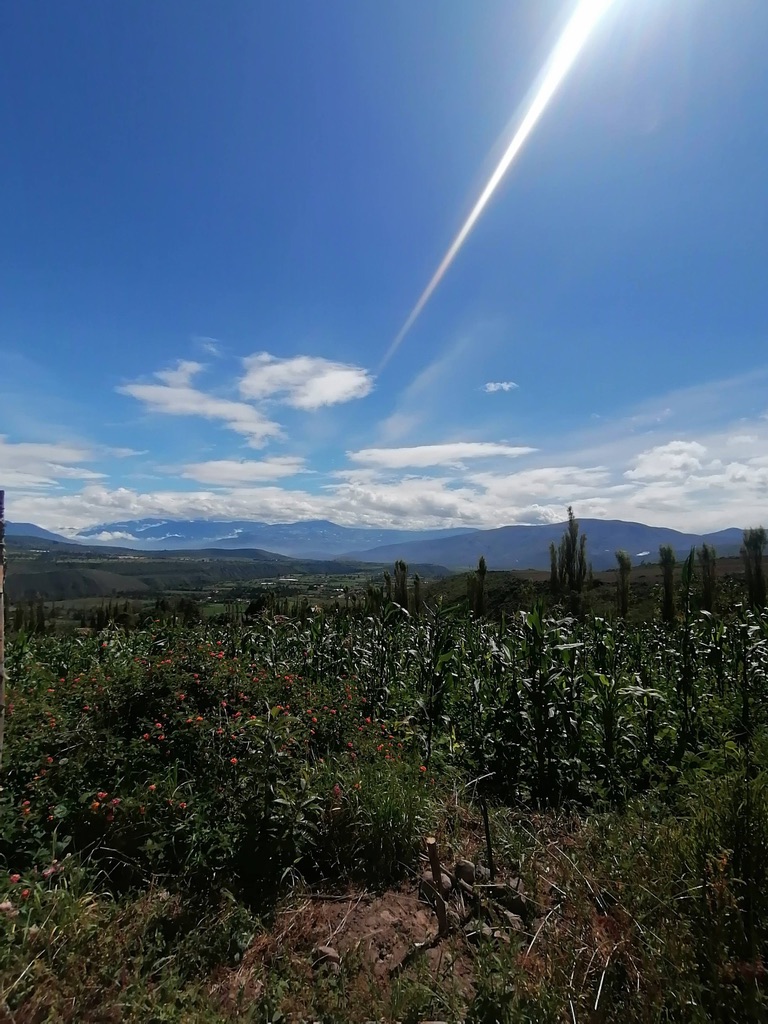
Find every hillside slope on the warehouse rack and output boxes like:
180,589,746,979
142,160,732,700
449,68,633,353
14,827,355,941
343,520,745,570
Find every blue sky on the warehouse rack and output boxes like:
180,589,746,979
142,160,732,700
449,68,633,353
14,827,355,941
1,0,767,535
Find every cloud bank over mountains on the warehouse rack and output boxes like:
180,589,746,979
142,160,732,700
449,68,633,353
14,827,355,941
3,355,767,536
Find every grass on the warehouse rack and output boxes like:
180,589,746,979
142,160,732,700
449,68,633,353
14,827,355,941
2,602,768,1020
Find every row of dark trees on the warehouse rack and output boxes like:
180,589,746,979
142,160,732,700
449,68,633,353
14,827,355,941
546,510,767,621
386,513,767,625
650,526,766,623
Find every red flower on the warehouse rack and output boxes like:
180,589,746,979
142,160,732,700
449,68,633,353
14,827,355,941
230,757,238,765
9,874,20,884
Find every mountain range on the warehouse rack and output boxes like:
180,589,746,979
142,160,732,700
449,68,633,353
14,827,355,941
72,518,476,559
4,517,750,571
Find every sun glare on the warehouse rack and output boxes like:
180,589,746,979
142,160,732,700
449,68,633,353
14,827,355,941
381,0,616,368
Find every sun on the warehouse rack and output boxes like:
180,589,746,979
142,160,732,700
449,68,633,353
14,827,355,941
382,0,617,368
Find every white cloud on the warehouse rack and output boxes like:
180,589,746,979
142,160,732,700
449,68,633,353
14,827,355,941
240,353,373,410
0,436,99,490
155,360,204,387
87,531,139,542
8,371,768,536
119,362,281,448
179,457,307,486
468,465,614,501
348,442,536,469
625,440,707,481
483,381,518,393
727,434,758,445
107,447,148,458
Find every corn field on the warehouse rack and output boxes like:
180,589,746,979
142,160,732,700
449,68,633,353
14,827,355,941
3,603,768,1021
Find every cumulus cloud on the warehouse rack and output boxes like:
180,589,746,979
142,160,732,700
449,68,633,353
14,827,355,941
625,441,707,481
240,353,373,409
483,381,518,393
119,362,281,448
348,442,536,469
9,372,768,536
468,465,614,502
179,457,307,486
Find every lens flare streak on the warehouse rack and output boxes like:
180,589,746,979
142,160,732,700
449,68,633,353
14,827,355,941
382,0,616,367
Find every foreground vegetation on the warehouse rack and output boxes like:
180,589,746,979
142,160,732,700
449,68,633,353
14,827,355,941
2,589,768,1022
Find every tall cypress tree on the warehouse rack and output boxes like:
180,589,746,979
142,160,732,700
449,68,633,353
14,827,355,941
557,507,588,594
474,555,487,617
615,549,631,618
659,545,676,624
393,560,409,609
697,543,717,613
742,527,766,608
549,542,559,596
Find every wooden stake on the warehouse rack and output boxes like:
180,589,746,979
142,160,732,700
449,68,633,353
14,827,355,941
0,490,6,773
426,836,449,935
479,795,496,882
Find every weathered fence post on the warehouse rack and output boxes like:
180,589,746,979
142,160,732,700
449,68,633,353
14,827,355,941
0,490,6,772
426,836,449,936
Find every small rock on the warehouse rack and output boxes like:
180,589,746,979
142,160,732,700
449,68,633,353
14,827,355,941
474,864,491,882
485,879,527,917
454,859,476,885
505,878,527,916
312,944,341,969
465,921,494,944
419,871,453,904
492,928,511,944
501,910,525,932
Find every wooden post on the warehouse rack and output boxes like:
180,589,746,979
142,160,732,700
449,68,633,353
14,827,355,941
426,836,449,936
479,795,496,882
0,490,6,772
